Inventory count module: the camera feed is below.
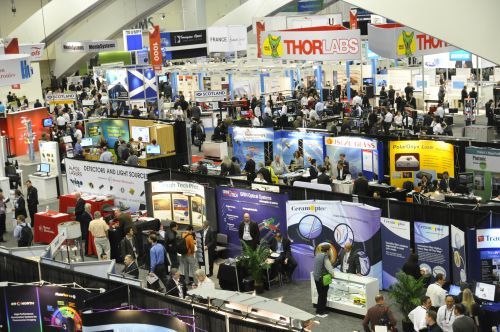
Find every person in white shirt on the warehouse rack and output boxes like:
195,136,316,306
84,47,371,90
408,296,432,332
300,95,308,107
352,94,362,107
314,100,324,117
254,105,261,119
74,127,83,141
394,111,403,127
437,295,456,332
194,269,215,290
435,104,445,119
251,116,260,127
280,104,288,116
264,102,272,117
271,155,287,175
56,114,66,129
62,110,71,124
309,108,318,121
426,273,447,308
383,110,394,134
433,121,444,135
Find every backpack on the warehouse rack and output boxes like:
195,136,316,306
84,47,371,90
18,224,33,247
377,307,392,327
175,234,190,255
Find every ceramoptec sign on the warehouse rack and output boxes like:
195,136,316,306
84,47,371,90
368,23,457,59
260,29,361,61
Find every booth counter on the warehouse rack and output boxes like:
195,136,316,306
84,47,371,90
28,174,58,201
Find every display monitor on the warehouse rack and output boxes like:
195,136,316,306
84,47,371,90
448,284,461,296
39,163,50,173
363,78,374,85
81,137,93,147
475,282,496,301
458,172,474,185
146,145,160,154
42,118,53,127
130,126,150,143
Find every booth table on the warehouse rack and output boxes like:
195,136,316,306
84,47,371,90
59,194,114,216
34,211,70,244
28,175,58,201
481,303,500,332
331,180,354,194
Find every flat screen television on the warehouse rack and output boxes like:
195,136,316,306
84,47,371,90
146,145,160,154
38,163,50,173
81,137,93,147
42,118,53,127
458,172,474,185
475,282,496,301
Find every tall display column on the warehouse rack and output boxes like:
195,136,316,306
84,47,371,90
289,69,294,96
171,72,179,98
372,58,377,103
260,72,266,110
228,73,234,100
346,61,351,102
197,72,203,91
315,64,323,101
181,0,206,30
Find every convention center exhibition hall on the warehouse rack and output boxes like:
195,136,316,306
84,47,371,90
0,0,499,331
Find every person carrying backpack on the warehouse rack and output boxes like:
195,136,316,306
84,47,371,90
14,215,33,247
363,294,397,332
179,225,198,285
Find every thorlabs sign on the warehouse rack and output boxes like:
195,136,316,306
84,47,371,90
260,29,361,61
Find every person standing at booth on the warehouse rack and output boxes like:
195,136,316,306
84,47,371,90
88,211,110,260
74,192,85,222
437,295,456,332
334,242,361,274
0,191,7,242
238,213,259,250
201,221,216,277
244,154,256,182
313,244,335,318
80,203,92,255
13,189,27,219
148,233,168,291
439,171,456,193
26,180,38,227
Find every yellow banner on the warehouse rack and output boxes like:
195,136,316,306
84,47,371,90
389,140,454,188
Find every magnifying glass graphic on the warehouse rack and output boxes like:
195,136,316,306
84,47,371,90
298,215,323,248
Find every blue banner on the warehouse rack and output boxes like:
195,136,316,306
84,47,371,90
451,225,467,284
127,67,157,100
231,127,274,168
216,187,288,257
381,218,411,289
297,0,323,12
274,130,326,167
414,222,450,280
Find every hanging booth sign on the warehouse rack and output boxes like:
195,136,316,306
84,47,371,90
160,29,208,60
1,43,47,61
0,54,32,87
123,29,143,51
45,92,77,104
286,14,343,29
368,23,457,59
62,40,117,53
260,27,361,61
414,222,450,279
207,26,247,53
148,25,162,71
465,147,500,202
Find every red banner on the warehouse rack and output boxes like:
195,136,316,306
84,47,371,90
349,9,358,30
256,21,265,58
149,25,162,72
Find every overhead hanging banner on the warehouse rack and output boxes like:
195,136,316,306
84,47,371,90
389,140,454,188
207,25,247,53
414,222,450,280
368,23,457,59
1,43,47,61
451,225,467,284
149,181,206,227
148,25,162,71
0,54,32,87
286,200,382,285
260,28,361,61
216,186,288,257
127,67,158,100
123,29,143,51
62,40,117,53
65,158,157,211
286,14,342,29
465,146,500,202
160,29,208,60
45,92,77,104
381,218,411,289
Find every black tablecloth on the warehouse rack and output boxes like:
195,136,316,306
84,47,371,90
217,264,247,291
481,303,500,332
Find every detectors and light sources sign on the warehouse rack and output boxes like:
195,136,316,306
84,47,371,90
260,29,361,61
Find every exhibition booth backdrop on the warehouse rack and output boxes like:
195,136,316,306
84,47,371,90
465,147,500,201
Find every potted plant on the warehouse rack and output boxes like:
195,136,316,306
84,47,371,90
238,241,271,294
388,271,426,332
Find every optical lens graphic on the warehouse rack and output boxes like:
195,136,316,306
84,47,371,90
357,250,371,275
298,215,323,240
333,224,354,248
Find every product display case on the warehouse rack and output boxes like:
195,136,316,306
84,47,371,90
310,271,379,315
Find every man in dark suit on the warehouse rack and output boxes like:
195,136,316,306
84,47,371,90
14,189,27,219
353,172,369,196
25,180,38,227
452,303,478,332
122,254,139,279
438,171,457,193
238,213,259,250
317,166,332,185
336,161,350,180
114,209,133,238
268,232,297,280
244,154,256,182
165,268,187,298
201,221,216,276
334,242,361,275
120,227,137,262
80,203,93,255
308,159,318,180
339,153,350,172
74,192,85,223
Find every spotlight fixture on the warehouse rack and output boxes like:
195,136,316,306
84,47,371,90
11,0,16,16
161,13,165,20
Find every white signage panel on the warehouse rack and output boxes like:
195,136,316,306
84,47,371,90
477,228,500,249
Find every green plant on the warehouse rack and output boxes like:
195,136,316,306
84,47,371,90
238,241,271,284
388,271,426,323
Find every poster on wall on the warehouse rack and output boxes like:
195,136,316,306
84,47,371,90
99,119,130,147
0,285,92,332
286,200,382,286
40,141,61,176
127,67,158,100
260,28,361,61
325,136,382,180
149,181,205,227
231,127,274,169
451,225,467,284
0,54,32,87
65,158,157,211
82,310,189,332
216,187,287,257
274,131,326,168
465,147,500,202
389,140,454,188
381,218,411,289
414,222,450,279
105,68,128,100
